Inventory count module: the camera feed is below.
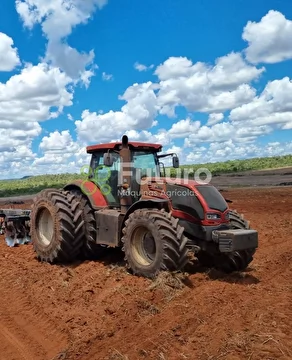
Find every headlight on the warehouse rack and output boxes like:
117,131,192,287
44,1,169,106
206,213,221,220
225,211,230,220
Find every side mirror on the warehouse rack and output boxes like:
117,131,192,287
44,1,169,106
103,152,113,167
172,155,179,168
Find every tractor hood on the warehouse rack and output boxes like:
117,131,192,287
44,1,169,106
139,176,228,215
141,175,209,185
139,176,214,192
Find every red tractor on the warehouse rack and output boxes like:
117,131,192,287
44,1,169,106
30,135,258,278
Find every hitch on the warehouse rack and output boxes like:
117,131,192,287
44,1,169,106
0,209,31,247
212,228,258,253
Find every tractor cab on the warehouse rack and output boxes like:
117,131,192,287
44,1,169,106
86,135,179,208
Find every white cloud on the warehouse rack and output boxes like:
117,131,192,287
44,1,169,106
168,118,200,138
282,122,292,130
45,42,96,85
16,0,108,84
75,82,159,142
155,52,264,116
2,7,292,180
134,62,154,72
163,145,185,166
84,51,265,144
207,113,224,126
30,129,89,173
121,129,171,146
155,53,263,85
118,119,201,147
0,145,36,164
39,130,79,154
0,32,21,71
243,10,292,64
185,140,292,165
0,1,109,178
102,72,113,81
0,126,41,150
184,121,273,147
109,114,273,153
165,145,183,156
229,76,292,129
15,0,108,38
0,62,73,122
0,62,75,175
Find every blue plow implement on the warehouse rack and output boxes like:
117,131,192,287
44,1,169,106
0,209,31,247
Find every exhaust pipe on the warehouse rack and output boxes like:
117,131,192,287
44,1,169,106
119,135,133,214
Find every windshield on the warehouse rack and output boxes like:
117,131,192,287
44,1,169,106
132,151,160,178
196,186,228,212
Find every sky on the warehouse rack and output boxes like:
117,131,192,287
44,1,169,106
0,0,292,179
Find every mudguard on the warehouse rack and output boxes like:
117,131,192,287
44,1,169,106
63,179,108,209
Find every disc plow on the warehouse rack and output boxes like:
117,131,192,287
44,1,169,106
0,209,31,247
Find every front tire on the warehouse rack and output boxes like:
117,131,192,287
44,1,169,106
30,189,83,263
121,208,189,278
197,210,256,273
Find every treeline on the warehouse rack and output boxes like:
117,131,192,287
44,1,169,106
0,154,291,197
0,173,80,197
174,154,292,177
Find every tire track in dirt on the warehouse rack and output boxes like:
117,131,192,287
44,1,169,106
0,263,69,360
0,324,31,360
0,187,291,360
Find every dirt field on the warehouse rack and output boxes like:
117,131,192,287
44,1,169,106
210,166,292,188
0,186,291,360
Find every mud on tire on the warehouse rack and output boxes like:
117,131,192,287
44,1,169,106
197,210,256,273
66,189,107,260
30,188,84,263
121,208,190,278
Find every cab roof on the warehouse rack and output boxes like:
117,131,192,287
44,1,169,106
86,141,162,154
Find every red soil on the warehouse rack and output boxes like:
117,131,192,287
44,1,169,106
0,187,291,360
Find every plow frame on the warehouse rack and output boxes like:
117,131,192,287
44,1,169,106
0,209,31,247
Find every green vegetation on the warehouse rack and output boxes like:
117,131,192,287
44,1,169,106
0,173,80,198
169,154,292,177
0,154,291,197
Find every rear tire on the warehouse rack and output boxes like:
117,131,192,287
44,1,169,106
121,208,189,278
197,210,256,273
30,188,83,263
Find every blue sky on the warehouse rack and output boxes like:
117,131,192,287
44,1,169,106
0,0,292,178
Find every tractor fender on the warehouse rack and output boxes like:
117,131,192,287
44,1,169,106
63,180,108,209
119,199,170,240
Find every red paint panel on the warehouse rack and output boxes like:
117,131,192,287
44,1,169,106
64,180,108,207
86,142,162,153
